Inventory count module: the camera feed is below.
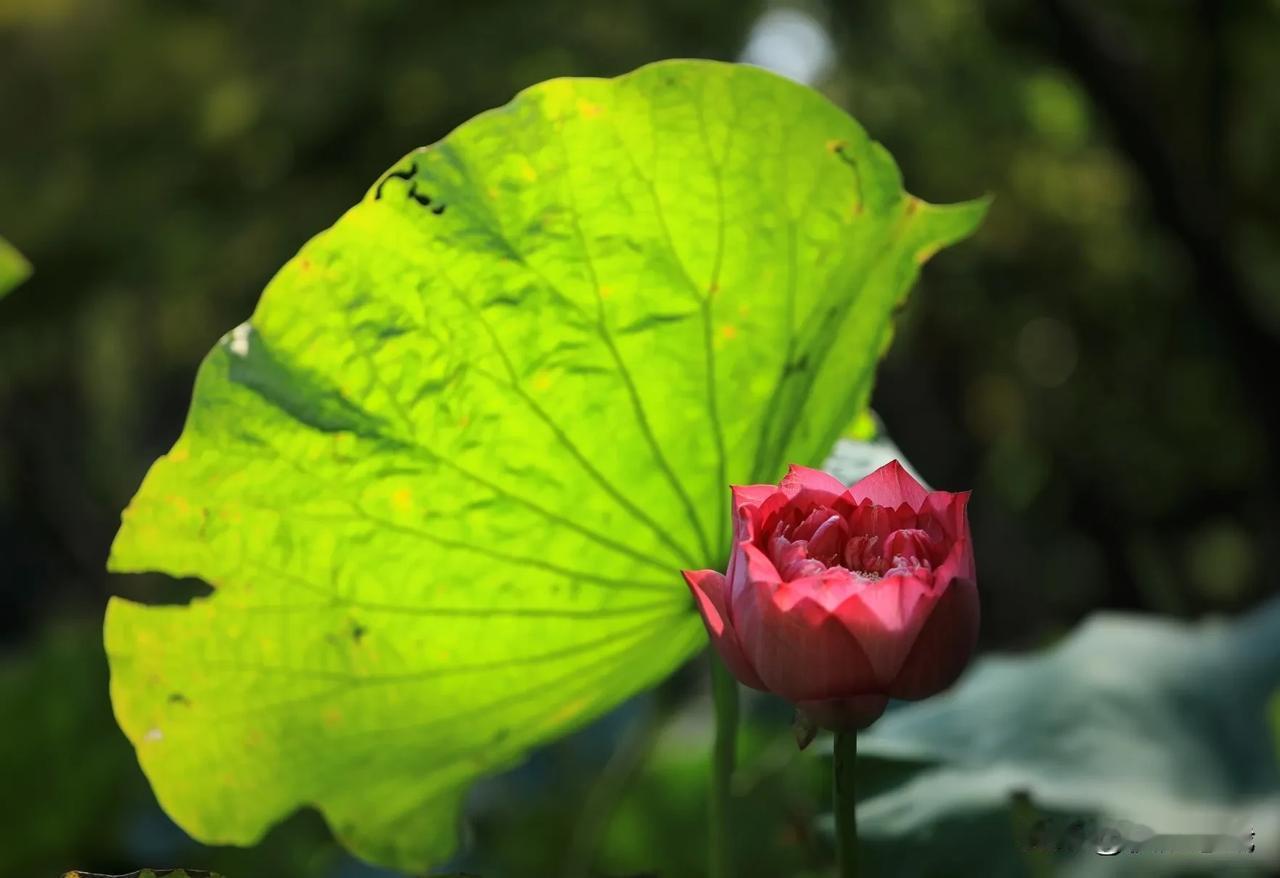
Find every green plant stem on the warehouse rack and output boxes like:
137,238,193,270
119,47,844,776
562,698,664,878
709,654,739,878
833,729,860,877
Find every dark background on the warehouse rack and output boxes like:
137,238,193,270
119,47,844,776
2,1,1278,876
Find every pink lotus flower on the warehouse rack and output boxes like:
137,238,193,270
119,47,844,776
683,460,978,731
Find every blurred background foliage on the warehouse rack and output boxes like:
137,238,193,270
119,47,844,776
2,0,1279,876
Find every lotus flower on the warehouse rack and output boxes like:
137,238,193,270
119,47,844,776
683,460,978,731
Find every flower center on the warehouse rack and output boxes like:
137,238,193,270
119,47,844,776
764,503,939,583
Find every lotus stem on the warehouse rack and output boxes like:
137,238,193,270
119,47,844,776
833,729,860,877
709,654,739,878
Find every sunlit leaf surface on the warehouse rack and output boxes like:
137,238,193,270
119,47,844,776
107,59,985,869
0,236,30,299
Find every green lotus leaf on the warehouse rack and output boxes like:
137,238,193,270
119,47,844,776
107,59,986,870
0,236,31,300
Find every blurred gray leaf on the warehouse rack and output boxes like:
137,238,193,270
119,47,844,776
833,599,1280,876
821,414,928,489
